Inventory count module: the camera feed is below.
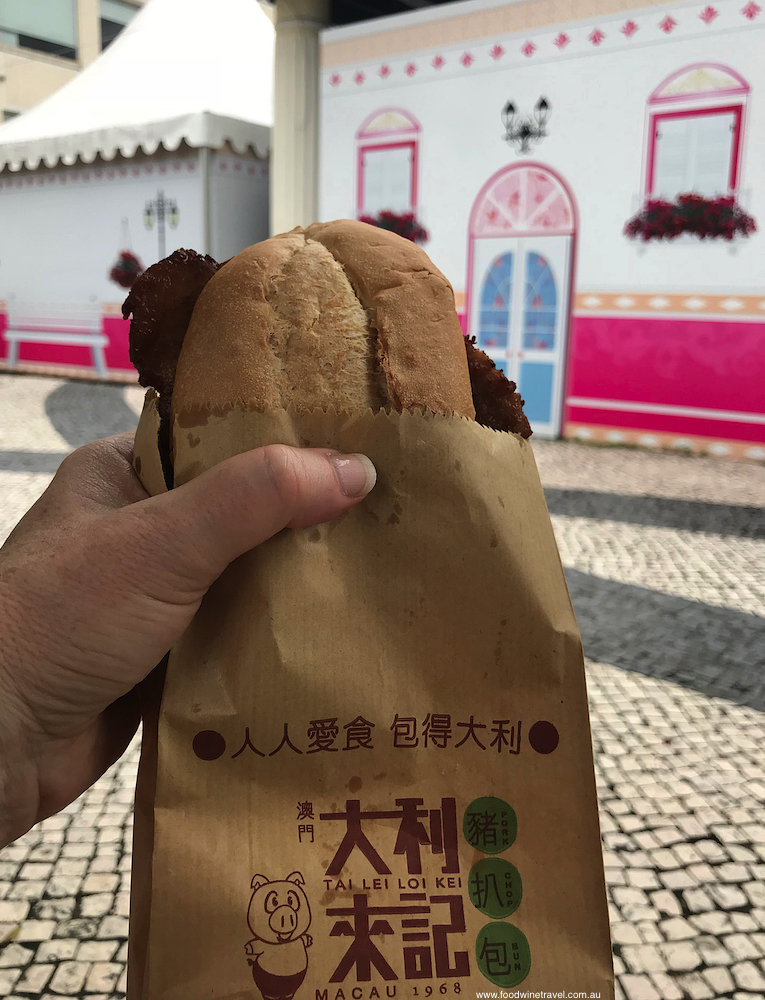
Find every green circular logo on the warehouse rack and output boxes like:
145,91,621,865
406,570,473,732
463,796,517,854
468,858,523,917
476,921,531,988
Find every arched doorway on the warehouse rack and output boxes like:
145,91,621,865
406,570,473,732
466,163,577,438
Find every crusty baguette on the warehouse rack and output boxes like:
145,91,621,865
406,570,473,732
171,221,476,429
306,221,475,419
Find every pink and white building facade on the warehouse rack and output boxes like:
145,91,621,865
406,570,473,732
319,0,765,458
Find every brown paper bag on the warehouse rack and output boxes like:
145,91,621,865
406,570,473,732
129,391,614,1000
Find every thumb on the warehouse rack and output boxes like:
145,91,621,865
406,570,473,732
130,444,377,597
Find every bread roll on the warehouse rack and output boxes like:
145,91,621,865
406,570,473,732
170,221,476,427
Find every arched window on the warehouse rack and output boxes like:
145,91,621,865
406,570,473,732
476,250,559,362
479,253,513,352
645,63,749,200
522,252,557,351
356,108,420,217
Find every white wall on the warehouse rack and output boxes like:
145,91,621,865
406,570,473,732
0,149,203,307
210,149,270,261
320,5,765,296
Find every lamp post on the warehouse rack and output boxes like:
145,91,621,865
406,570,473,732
502,97,551,154
144,190,179,261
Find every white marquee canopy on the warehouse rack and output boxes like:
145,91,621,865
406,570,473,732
0,0,274,172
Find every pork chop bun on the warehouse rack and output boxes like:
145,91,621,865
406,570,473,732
124,220,531,479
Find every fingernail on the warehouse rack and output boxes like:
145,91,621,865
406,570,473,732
331,454,377,498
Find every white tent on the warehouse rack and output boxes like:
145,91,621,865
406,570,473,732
0,0,274,170
0,0,274,382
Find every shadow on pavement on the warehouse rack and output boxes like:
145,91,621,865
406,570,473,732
567,567,765,712
545,488,765,539
45,381,139,450
0,450,69,473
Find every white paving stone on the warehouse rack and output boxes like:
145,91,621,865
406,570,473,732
84,961,122,993
13,963,55,994
47,960,90,995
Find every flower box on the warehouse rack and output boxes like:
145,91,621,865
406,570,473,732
358,210,429,244
624,194,756,243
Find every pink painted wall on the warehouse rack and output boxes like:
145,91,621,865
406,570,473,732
566,315,765,441
103,316,133,371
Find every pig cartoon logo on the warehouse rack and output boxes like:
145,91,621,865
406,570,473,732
245,872,313,1000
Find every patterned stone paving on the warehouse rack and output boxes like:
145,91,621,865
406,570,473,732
0,374,763,999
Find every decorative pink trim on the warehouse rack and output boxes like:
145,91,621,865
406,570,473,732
356,139,418,217
553,33,570,48
356,106,421,139
564,423,765,456
645,103,744,196
649,62,750,104
464,162,579,438
659,15,678,33
700,6,719,24
621,19,639,36
566,407,765,443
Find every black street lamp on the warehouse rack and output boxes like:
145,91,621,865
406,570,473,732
144,189,179,260
502,97,551,154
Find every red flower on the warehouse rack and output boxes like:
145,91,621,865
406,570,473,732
553,32,570,48
460,52,474,66
432,54,445,69
624,194,756,242
621,19,639,36
379,64,391,78
699,5,718,23
109,251,144,289
588,28,606,44
521,40,536,56
405,62,417,76
659,15,677,31
489,44,505,59
354,71,365,85
358,211,429,244
742,1,761,17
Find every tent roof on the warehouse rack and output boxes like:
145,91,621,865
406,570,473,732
0,0,274,172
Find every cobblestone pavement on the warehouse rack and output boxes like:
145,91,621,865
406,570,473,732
0,373,763,1000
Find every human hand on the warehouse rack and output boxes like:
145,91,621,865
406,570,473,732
0,431,376,847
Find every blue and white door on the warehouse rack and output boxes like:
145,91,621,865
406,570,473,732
471,236,571,437
467,163,577,439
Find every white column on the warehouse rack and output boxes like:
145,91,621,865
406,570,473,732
271,0,329,235
76,0,101,67
198,146,212,257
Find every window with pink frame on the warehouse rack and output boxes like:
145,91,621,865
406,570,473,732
355,108,421,217
644,63,749,201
